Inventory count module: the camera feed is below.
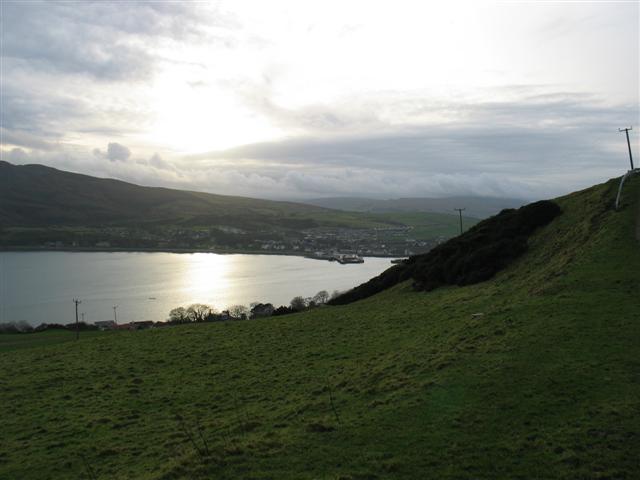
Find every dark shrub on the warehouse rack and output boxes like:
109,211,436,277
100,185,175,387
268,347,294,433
272,305,295,316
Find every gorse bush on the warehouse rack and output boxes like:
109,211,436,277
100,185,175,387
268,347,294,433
330,200,562,305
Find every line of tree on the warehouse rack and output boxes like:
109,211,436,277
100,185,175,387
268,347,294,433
167,290,342,324
0,290,344,334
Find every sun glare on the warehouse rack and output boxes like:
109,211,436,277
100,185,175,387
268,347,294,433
181,253,235,306
146,70,281,154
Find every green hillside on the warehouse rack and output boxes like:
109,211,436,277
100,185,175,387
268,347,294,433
367,210,480,240
1,175,638,479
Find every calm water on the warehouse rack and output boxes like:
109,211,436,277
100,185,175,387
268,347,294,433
0,252,391,326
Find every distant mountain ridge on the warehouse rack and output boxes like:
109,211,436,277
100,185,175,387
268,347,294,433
0,161,336,229
300,195,527,219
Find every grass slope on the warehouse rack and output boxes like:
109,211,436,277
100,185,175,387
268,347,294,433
1,176,638,479
0,330,106,353
366,211,480,240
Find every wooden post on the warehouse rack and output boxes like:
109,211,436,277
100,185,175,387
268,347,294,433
454,208,466,235
619,127,635,170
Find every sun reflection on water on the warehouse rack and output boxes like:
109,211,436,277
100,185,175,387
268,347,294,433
181,253,235,306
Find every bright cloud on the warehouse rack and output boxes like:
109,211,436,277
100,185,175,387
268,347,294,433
1,0,638,200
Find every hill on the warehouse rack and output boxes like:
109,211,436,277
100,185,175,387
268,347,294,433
0,162,474,252
0,174,638,479
0,161,377,230
301,195,526,219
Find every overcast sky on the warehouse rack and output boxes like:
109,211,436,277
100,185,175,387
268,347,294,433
1,1,638,200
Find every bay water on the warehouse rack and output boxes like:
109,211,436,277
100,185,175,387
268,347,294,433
0,252,391,326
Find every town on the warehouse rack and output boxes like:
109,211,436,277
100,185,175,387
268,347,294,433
1,224,448,258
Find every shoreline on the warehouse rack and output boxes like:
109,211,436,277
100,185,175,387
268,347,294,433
0,245,399,259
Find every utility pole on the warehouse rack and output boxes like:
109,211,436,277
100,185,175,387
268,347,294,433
619,127,635,170
113,305,118,326
73,299,81,340
454,208,465,235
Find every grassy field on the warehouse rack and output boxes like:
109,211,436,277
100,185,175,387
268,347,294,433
0,330,107,353
0,175,638,479
367,211,480,240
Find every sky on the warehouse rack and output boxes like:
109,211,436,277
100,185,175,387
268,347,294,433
1,0,638,201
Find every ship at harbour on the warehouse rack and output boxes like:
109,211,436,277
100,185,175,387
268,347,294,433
307,251,365,264
334,253,364,264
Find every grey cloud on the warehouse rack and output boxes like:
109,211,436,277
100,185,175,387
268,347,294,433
2,3,150,81
0,2,238,159
192,126,609,174
92,142,131,162
136,153,175,171
106,143,131,162
148,153,173,171
2,147,30,163
0,133,627,203
193,94,636,170
228,79,382,133
0,84,91,139
1,2,240,82
0,128,58,151
2,146,184,188
183,96,637,199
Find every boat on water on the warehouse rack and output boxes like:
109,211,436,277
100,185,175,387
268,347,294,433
306,252,364,263
336,254,364,264
390,258,408,264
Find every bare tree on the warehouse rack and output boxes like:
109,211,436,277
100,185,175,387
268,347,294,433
186,304,215,322
313,290,330,305
168,307,189,324
290,296,307,312
330,290,344,301
228,304,249,320
250,303,275,318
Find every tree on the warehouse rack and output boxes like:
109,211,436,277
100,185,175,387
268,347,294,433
272,305,294,316
330,290,344,301
290,296,307,312
228,304,249,320
168,307,189,324
313,290,329,305
186,304,215,322
0,321,33,333
250,303,275,319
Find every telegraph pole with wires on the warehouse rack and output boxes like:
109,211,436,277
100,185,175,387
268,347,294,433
73,298,81,340
454,208,465,235
113,305,118,326
619,127,635,170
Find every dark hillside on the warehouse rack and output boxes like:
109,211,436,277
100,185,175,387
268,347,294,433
330,200,562,305
0,161,335,227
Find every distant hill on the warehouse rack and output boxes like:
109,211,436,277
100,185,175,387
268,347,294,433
301,195,526,219
0,161,374,230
